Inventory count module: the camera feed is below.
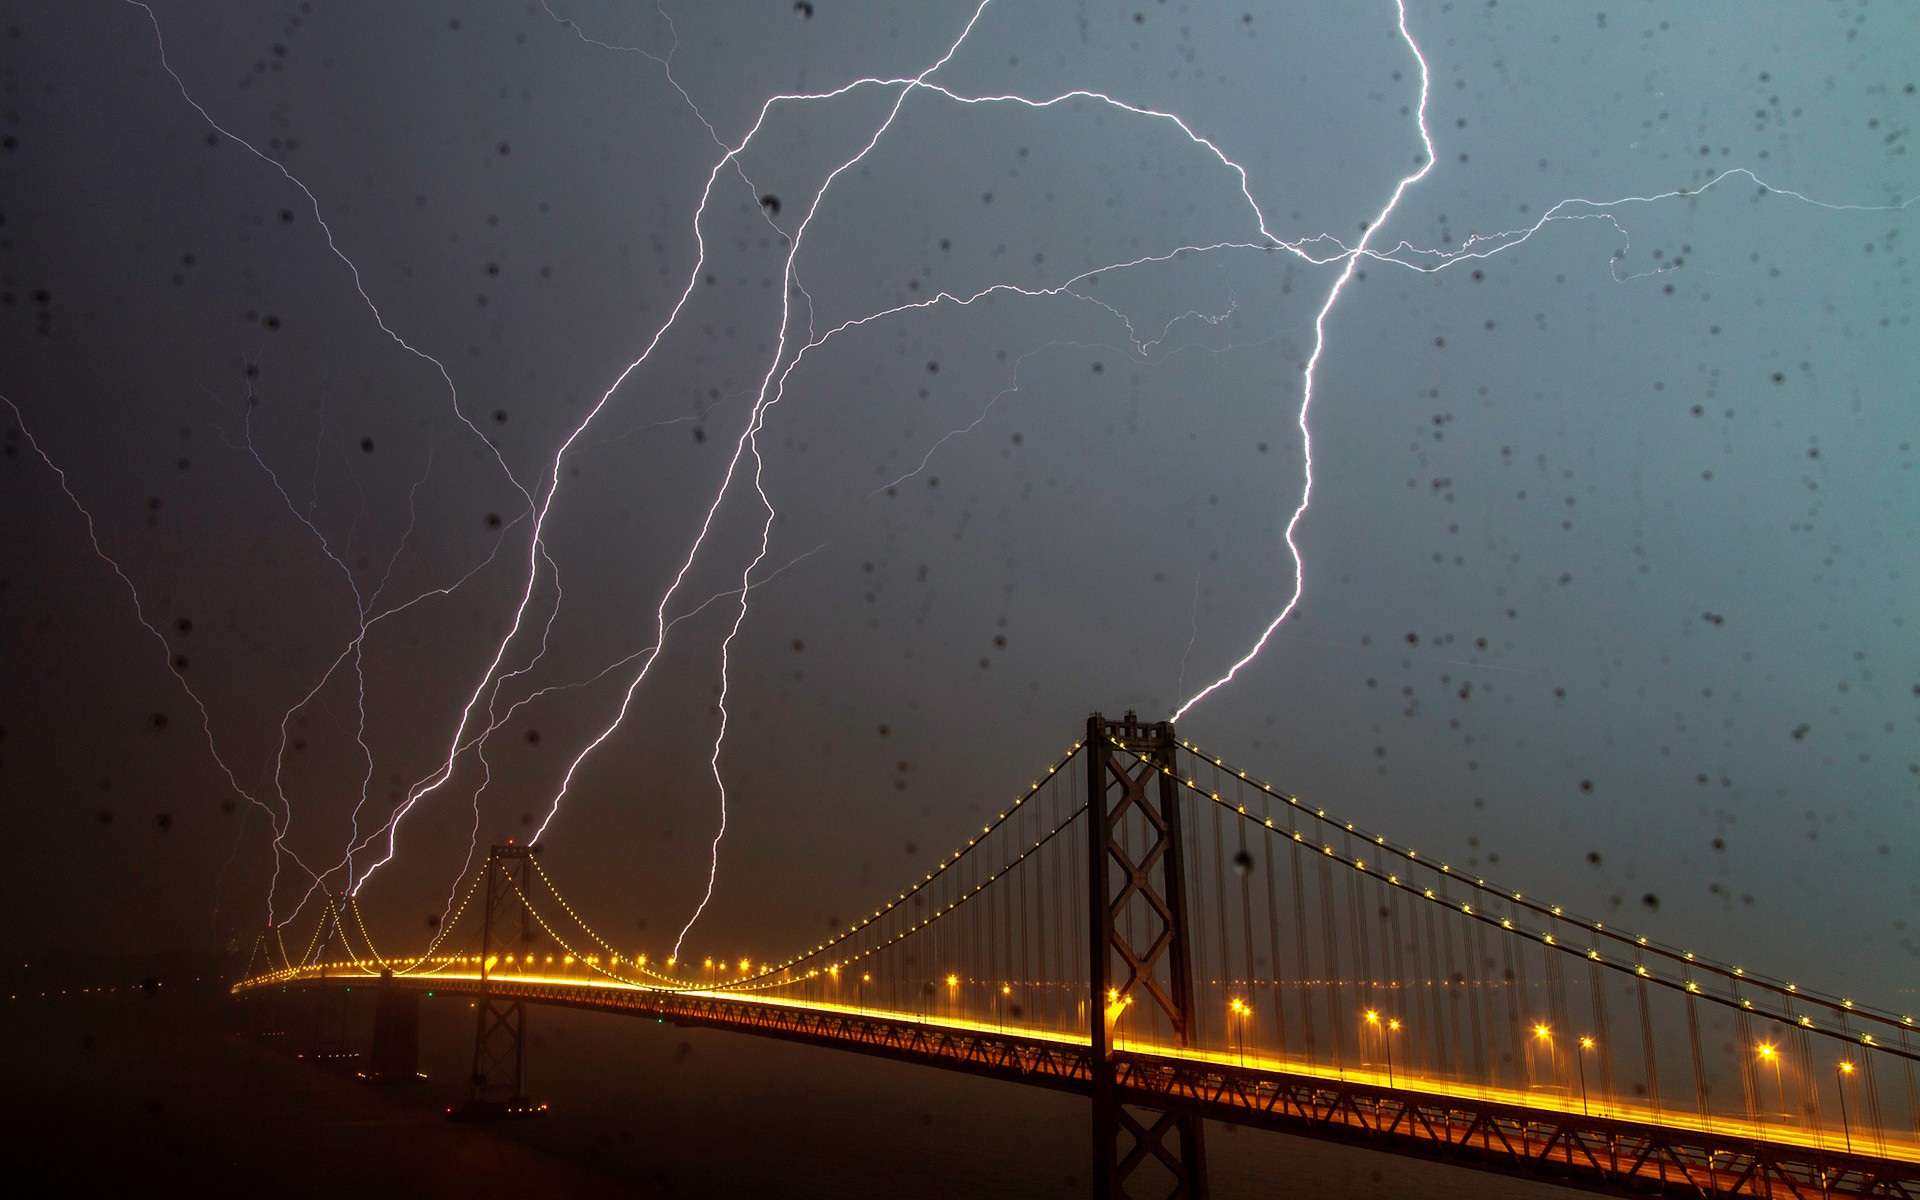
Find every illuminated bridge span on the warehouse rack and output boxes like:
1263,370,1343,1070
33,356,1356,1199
235,714,1920,1200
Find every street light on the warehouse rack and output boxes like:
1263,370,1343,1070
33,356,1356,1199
1364,1010,1400,1087
1534,1023,1558,1093
1758,1042,1785,1121
1229,998,1251,1067
1836,1061,1856,1154
1576,1036,1595,1116
1103,987,1129,1039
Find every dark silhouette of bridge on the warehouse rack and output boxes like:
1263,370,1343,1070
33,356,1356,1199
235,713,1920,1199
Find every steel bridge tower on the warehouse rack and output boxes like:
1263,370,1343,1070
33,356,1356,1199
456,841,546,1119
306,896,352,1061
1087,711,1208,1199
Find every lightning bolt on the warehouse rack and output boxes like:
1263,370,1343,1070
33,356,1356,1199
231,382,399,905
349,11,933,898
1,393,327,914
868,300,1243,500
122,1,530,506
119,0,561,918
84,0,1911,959
419,543,822,935
1173,189,1915,719
546,2,1385,951
1172,0,1435,722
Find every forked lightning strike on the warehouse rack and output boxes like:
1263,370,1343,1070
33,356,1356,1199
1173,0,1435,720
14,1,1900,959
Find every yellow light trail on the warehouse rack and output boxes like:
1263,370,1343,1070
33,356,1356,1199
236,965,1919,1165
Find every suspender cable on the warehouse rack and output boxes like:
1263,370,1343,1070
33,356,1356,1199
1544,916,1572,1095
1051,754,1067,1029
1864,1055,1889,1158
1345,832,1379,1078
1403,882,1426,1078
1237,787,1257,1055
1385,878,1409,1059
1684,984,1712,1133
1424,896,1455,1079
1468,916,1495,1086
1429,899,1448,1082
1440,889,1466,1081
1902,1028,1919,1137
1841,1010,1890,1157
1791,1014,1822,1146
1502,898,1526,1087
1210,775,1230,1044
1317,847,1345,1069
1290,826,1316,1065
1634,944,1661,1117
1077,779,1091,1037
1019,779,1032,1027
1536,906,1566,1044
1346,826,1374,1031
1733,979,1761,1128
989,831,1002,1021
1193,773,1216,1052
1436,898,1474,1075
968,834,979,1011
1261,779,1287,1058
1587,956,1616,1103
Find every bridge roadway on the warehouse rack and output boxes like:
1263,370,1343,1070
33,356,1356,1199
238,966,1920,1200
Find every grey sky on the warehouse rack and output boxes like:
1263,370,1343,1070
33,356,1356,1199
0,2,1912,1007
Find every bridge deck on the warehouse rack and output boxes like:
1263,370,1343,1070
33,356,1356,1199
237,967,1920,1199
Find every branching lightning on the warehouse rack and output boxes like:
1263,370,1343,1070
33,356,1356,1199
122,1,532,507
1173,0,1435,721
2,393,327,907
34,0,1904,961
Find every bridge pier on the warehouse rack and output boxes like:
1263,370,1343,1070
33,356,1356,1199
303,899,354,1064
453,842,547,1120
362,969,421,1084
1088,711,1209,1200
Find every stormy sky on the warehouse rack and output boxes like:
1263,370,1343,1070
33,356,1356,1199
1,1,1913,1007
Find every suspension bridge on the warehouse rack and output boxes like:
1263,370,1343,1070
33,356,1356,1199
233,713,1920,1199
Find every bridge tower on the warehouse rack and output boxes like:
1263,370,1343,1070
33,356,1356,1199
456,842,545,1119
306,896,352,1061
1086,711,1208,1200
363,969,420,1084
